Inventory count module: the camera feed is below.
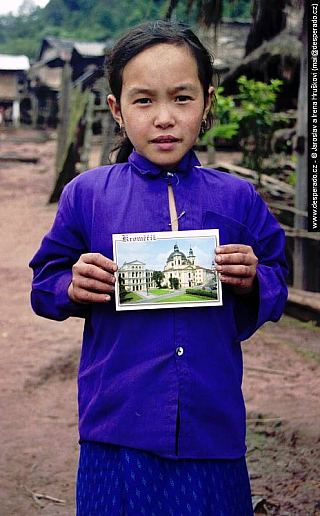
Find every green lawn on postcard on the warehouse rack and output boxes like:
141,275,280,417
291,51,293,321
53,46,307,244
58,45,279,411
148,289,171,295
121,292,143,303
156,294,214,303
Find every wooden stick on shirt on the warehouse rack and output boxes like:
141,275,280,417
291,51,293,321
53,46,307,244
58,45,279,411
168,184,179,231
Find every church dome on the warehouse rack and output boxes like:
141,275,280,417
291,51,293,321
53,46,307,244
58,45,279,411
166,244,187,263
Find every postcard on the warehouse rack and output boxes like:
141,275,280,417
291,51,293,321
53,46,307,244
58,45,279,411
112,229,222,311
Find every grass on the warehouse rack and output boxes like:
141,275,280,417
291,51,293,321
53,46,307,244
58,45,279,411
156,294,215,303
278,314,320,331
282,341,320,365
148,289,171,296
121,292,143,303
258,326,320,365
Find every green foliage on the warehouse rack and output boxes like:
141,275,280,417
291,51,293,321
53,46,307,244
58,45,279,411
236,75,284,172
185,288,217,299
0,0,252,58
222,0,252,20
0,0,171,58
169,277,180,290
118,275,127,301
203,77,286,174
288,171,296,187
152,270,165,288
202,87,240,146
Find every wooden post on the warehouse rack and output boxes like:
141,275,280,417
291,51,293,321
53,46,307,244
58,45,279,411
80,90,94,172
55,61,72,176
31,93,39,128
49,82,89,203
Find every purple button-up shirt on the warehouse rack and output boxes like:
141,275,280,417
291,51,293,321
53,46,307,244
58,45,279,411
30,150,288,460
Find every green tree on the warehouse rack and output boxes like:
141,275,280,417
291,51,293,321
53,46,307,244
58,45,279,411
152,271,165,288
118,275,127,301
236,75,284,172
0,0,169,58
201,86,240,162
169,277,180,290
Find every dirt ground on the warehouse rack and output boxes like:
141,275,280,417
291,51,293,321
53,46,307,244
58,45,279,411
0,129,319,516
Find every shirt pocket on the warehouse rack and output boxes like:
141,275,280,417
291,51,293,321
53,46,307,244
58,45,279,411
202,210,260,254
202,210,260,343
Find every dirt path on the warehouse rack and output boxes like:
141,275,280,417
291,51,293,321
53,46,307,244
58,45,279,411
0,131,319,515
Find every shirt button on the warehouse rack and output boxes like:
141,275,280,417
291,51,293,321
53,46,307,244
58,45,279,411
175,346,184,357
166,171,175,178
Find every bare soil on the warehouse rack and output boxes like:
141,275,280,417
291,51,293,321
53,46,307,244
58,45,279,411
0,129,319,516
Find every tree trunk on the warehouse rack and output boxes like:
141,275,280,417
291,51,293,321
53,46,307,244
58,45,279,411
245,0,287,55
165,0,180,20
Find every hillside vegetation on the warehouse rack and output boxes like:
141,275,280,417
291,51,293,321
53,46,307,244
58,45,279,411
0,0,251,59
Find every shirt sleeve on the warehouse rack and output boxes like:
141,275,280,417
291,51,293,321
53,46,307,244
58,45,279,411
233,187,288,342
29,184,90,321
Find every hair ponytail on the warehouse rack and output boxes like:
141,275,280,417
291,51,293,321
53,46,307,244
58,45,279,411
112,135,134,164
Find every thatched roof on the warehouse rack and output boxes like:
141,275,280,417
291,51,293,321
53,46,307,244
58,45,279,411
38,36,107,63
221,31,302,108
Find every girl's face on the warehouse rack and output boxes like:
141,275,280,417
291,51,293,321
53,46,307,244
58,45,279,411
108,43,214,169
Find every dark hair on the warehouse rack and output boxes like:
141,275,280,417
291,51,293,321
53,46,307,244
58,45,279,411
107,20,217,163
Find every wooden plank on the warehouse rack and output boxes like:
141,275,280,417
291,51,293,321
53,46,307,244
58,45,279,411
214,160,294,195
0,154,38,163
281,226,320,241
267,202,308,218
288,287,320,311
285,287,320,323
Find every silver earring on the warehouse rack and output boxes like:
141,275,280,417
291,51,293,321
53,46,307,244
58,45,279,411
200,119,207,137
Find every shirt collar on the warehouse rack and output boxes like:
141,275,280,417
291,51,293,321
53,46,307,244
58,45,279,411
128,149,201,177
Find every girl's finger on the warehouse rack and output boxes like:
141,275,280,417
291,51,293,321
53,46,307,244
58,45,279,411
76,277,116,293
81,252,118,272
219,275,254,289
216,264,253,277
215,244,252,255
73,288,111,304
73,263,117,284
215,253,257,266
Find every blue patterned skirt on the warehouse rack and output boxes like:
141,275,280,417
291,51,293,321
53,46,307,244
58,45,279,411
76,442,253,516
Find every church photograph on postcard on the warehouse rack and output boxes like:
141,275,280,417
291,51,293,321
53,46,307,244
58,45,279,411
112,229,222,311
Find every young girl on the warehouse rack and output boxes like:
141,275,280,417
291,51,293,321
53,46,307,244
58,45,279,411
30,21,288,516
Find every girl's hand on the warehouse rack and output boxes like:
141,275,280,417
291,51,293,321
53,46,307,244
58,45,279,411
215,244,258,295
68,253,118,304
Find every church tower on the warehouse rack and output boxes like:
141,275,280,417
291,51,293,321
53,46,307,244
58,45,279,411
188,246,195,266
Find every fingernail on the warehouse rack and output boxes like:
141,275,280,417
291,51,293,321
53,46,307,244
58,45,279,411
105,295,110,302
215,247,221,253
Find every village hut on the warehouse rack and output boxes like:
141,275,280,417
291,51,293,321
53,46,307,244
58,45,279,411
0,54,30,127
27,36,107,127
221,31,302,110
